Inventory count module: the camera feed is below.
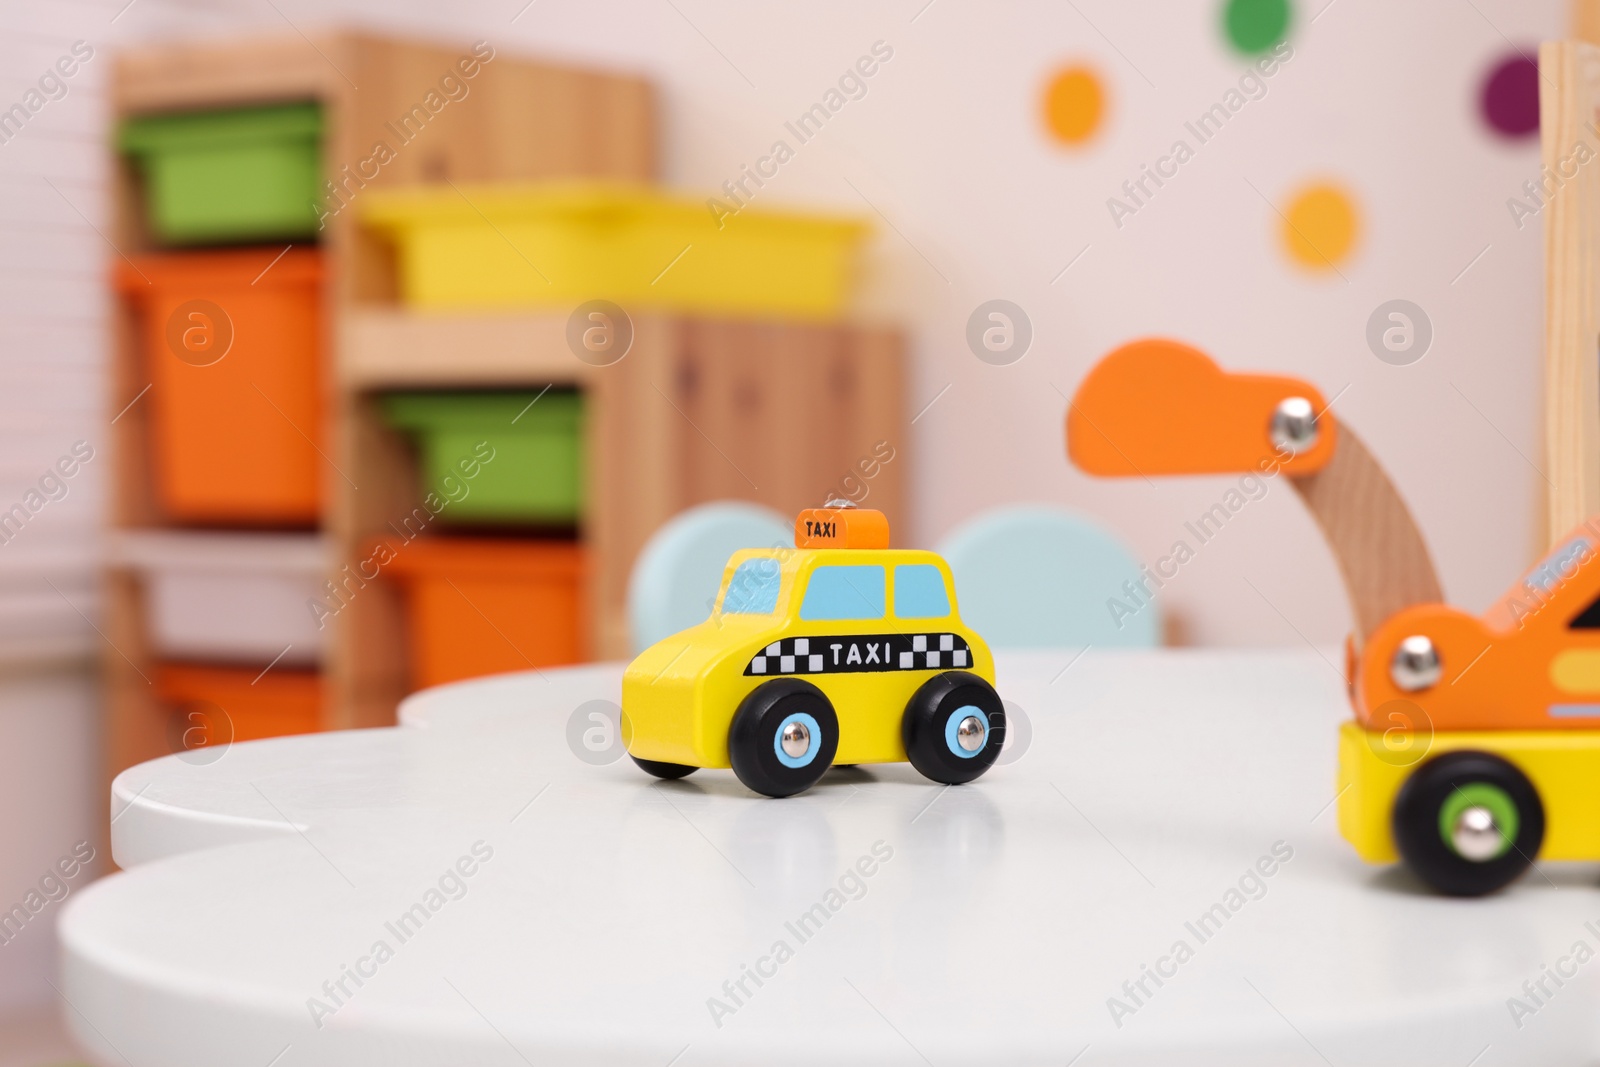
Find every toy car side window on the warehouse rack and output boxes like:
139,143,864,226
799,565,885,620
894,564,950,618
722,558,782,614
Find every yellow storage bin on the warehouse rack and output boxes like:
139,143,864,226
360,182,867,319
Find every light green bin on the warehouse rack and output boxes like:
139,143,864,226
119,103,324,244
380,391,584,524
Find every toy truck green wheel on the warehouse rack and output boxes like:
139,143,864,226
1392,750,1544,897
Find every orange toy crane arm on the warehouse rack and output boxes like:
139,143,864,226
1067,338,1442,643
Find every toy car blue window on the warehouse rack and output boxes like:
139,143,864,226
722,558,782,614
894,564,950,618
800,565,886,620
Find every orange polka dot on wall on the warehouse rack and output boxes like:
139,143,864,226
1043,65,1106,146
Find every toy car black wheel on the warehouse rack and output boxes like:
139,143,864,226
1392,750,1544,897
728,679,839,798
631,755,697,780
901,671,1006,785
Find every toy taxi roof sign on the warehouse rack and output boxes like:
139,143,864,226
795,506,889,549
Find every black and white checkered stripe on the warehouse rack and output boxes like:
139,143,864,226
745,633,971,677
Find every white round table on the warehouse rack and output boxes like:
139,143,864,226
60,651,1600,1065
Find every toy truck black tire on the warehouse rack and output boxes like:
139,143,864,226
1392,750,1544,897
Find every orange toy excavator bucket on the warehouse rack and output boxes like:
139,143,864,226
1067,338,1336,477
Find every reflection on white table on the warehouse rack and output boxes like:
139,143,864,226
61,651,1600,1066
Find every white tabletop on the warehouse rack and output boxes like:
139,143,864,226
60,651,1600,1066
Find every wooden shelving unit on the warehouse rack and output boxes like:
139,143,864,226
106,31,907,806
107,32,656,779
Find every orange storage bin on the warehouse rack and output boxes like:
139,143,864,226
156,662,323,748
116,249,325,525
383,538,586,690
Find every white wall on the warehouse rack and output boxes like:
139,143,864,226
0,0,115,1017
0,670,98,1011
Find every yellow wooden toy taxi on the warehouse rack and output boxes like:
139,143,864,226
622,506,1006,797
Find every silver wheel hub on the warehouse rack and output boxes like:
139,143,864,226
780,721,811,759
1451,804,1503,862
956,715,986,752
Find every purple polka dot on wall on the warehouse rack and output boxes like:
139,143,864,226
1480,53,1539,139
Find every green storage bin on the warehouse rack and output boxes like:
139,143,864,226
381,391,584,524
119,103,323,245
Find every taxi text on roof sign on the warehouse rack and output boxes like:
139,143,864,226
794,507,890,549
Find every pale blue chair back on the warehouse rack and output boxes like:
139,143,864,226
937,506,1159,648
628,502,792,653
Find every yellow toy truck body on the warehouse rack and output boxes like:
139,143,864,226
1337,722,1600,863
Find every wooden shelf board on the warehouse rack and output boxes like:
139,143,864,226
339,309,591,389
113,33,343,115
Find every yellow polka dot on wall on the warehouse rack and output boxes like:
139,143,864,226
1043,65,1106,146
1280,183,1360,271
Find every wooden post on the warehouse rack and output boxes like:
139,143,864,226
1540,39,1600,544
